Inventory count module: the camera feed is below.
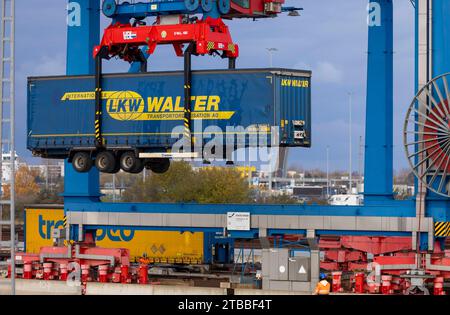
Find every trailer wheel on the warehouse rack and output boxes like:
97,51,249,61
120,151,143,173
130,161,144,174
95,151,117,173
107,161,121,174
72,152,93,173
147,158,170,174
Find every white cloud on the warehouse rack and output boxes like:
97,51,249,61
294,61,344,84
314,61,344,83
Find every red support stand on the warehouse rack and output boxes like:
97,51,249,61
332,271,343,293
381,275,393,295
138,264,148,285
354,272,365,294
60,263,68,281
367,274,380,294
81,264,90,283
43,262,53,280
98,265,109,283
23,262,32,280
434,277,445,295
121,264,130,284
112,267,121,283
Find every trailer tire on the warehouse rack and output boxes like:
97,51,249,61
95,151,117,173
148,158,170,174
107,161,121,174
130,161,144,174
72,152,93,173
120,151,143,173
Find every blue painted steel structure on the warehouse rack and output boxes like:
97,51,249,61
64,0,101,204
59,0,449,257
364,0,393,204
103,0,222,20
427,0,450,201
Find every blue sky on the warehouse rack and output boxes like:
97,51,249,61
16,0,415,172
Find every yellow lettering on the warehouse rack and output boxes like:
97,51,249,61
147,97,164,112
280,79,309,88
161,97,174,112
207,96,220,111
194,95,207,111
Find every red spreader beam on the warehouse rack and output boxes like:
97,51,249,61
93,17,238,62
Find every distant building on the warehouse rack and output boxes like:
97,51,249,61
28,161,64,179
1,151,21,182
292,186,324,199
393,184,415,196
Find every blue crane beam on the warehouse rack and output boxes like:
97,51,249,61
102,0,303,22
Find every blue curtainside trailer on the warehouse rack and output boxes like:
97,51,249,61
27,68,311,174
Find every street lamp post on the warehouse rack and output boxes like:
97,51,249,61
266,48,278,67
326,146,330,197
348,92,353,193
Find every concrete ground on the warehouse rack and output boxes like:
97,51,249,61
0,279,315,295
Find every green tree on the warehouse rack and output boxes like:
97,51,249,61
3,165,41,222
122,161,198,203
122,162,252,204
37,176,64,204
256,193,299,204
196,167,251,203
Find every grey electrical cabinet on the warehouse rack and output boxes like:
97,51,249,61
261,248,290,281
288,257,311,282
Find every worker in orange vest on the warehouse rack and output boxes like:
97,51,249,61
314,273,331,295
